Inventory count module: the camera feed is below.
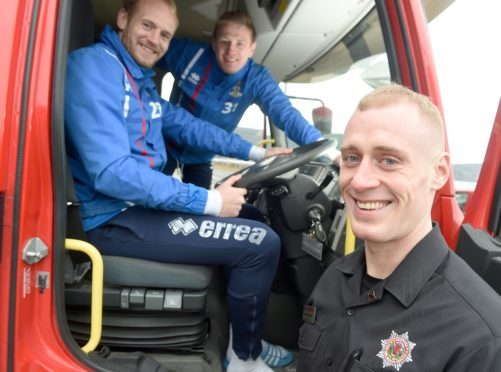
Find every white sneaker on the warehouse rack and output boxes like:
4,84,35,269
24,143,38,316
226,355,273,372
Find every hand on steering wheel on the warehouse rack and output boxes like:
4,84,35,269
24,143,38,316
215,175,247,217
216,139,337,189
264,147,293,158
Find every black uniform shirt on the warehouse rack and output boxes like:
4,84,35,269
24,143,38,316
298,225,501,371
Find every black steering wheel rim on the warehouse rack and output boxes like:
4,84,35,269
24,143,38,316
217,139,336,189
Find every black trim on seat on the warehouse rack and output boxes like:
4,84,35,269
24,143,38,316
456,223,501,279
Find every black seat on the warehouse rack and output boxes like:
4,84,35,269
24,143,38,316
484,256,501,295
64,0,212,350
456,224,501,278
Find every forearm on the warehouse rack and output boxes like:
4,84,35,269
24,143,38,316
93,157,208,215
162,103,253,160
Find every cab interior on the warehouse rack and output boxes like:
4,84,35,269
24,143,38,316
53,0,501,371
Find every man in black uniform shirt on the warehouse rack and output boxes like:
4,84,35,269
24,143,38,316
297,84,501,371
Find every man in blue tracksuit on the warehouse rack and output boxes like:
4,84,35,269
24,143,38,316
157,10,333,189
64,1,290,371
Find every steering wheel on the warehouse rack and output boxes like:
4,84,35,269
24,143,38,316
217,139,336,189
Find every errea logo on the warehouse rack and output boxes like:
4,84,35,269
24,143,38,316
199,221,267,245
167,218,267,245
188,72,200,85
168,217,198,236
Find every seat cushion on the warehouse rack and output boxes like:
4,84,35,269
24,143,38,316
102,256,213,289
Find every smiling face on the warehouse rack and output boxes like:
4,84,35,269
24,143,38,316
340,96,450,250
212,22,256,75
117,0,178,68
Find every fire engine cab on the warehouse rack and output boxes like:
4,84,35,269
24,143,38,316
1,0,499,371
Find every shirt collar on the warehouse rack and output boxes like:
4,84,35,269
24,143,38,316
335,224,449,307
99,24,155,81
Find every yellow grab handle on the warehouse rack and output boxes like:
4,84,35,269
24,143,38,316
256,139,275,147
65,239,103,353
344,215,356,255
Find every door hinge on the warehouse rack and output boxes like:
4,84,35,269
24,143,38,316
22,237,49,265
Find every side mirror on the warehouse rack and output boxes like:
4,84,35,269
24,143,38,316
312,106,333,135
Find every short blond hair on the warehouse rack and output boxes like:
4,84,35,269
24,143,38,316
357,84,445,150
122,0,178,20
213,11,256,42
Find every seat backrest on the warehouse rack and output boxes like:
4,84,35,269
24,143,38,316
65,0,94,241
68,0,95,53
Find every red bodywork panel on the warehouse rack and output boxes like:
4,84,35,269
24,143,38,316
463,99,501,233
0,0,86,370
385,0,464,249
1,0,495,370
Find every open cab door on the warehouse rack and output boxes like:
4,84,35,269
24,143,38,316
455,99,501,293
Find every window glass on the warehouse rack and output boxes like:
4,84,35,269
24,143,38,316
428,0,500,195
244,5,387,150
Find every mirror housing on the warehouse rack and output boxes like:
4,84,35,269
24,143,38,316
312,106,333,134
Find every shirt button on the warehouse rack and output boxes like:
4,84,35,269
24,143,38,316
347,309,355,316
326,357,333,366
368,290,376,302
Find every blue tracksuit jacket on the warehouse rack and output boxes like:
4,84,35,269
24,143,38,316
65,25,254,231
157,38,322,164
